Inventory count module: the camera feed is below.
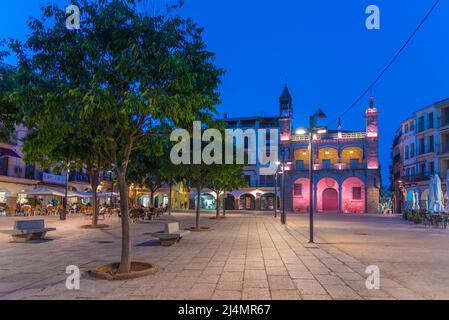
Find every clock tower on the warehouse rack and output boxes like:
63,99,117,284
279,85,293,162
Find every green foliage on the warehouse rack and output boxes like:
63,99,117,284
0,48,20,142
8,0,223,273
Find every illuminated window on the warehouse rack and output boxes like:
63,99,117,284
0,192,6,204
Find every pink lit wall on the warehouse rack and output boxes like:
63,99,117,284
292,178,310,213
341,177,365,214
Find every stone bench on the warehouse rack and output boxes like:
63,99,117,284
151,222,190,246
0,220,56,242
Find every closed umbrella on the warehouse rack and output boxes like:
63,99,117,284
445,170,449,213
434,174,445,213
428,176,435,213
414,191,420,211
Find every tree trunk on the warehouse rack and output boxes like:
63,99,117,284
215,192,220,218
150,190,154,208
222,189,226,217
196,187,201,229
168,183,172,215
89,168,100,226
118,166,131,274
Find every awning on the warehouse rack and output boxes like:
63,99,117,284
18,187,66,197
0,147,21,159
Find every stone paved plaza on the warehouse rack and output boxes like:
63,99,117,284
0,212,448,300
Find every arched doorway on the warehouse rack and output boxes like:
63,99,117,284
322,188,338,212
222,194,235,210
317,178,339,213
240,194,255,210
260,193,276,210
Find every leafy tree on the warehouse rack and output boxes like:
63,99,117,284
207,163,246,218
9,0,222,274
0,49,20,142
181,161,214,229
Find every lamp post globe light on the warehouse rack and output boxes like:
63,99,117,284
296,109,327,244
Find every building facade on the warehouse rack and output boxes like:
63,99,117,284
391,98,449,212
215,86,381,213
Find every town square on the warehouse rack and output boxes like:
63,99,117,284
0,0,448,306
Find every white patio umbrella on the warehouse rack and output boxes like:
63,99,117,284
433,174,445,213
411,191,417,211
19,187,66,197
414,191,420,211
428,176,435,213
445,170,449,213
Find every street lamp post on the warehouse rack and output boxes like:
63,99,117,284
297,109,327,244
274,171,278,218
108,170,114,208
308,117,314,243
62,166,70,221
281,162,287,225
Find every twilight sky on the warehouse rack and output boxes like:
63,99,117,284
1,0,448,184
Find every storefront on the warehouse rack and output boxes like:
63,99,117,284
260,193,278,211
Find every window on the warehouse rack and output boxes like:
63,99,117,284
430,162,435,175
419,116,425,131
410,122,414,131
419,138,425,154
294,184,303,196
350,159,359,168
322,159,331,169
410,144,415,158
420,164,426,175
352,187,362,200
0,157,8,176
429,113,434,128
405,146,409,160
404,124,409,133
429,136,434,153
260,175,274,186
296,160,304,170
244,175,251,186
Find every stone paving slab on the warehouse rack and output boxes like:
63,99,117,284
0,213,445,300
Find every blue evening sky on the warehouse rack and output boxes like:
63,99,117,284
1,0,448,184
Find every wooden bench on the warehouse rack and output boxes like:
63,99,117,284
151,222,190,246
0,220,56,242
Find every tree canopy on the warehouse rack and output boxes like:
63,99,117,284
8,0,223,274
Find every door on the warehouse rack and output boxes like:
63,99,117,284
322,188,338,212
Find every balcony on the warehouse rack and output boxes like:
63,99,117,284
417,145,435,156
312,162,366,171
415,119,435,134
